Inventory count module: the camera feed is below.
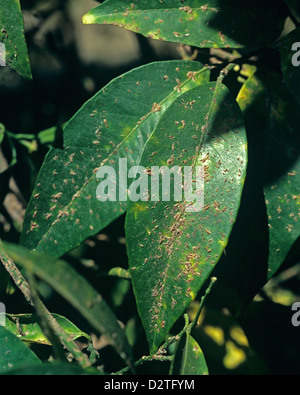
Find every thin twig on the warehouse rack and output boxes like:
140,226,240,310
0,241,92,368
113,355,173,375
0,241,33,306
26,271,68,362
189,277,217,332
113,278,217,375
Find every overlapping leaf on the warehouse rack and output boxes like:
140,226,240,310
263,72,300,278
83,0,287,48
237,70,300,279
0,326,41,373
3,313,91,346
2,242,133,367
20,61,209,257
0,0,32,79
125,81,247,353
170,332,208,375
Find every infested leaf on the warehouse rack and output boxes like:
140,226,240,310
237,70,300,279
0,326,41,373
0,0,32,80
20,61,210,258
83,0,287,48
170,332,208,375
125,81,247,353
263,72,300,278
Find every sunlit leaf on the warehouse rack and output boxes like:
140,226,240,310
20,61,209,258
83,0,287,48
125,81,247,352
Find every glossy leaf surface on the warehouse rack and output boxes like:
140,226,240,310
0,0,32,79
83,0,287,48
170,332,208,375
20,61,209,258
125,81,247,352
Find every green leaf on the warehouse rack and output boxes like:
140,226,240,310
3,313,91,346
209,67,270,314
125,81,247,353
37,126,59,147
263,72,300,279
0,326,41,373
0,0,32,80
170,332,208,375
2,242,133,367
276,28,300,107
20,60,209,258
83,0,287,48
1,362,102,375
237,70,300,279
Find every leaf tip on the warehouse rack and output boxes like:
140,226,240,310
82,12,96,25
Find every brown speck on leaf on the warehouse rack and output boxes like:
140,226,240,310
180,6,193,14
151,102,162,113
30,222,39,231
187,71,197,81
53,192,62,200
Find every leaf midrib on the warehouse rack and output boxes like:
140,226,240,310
151,79,223,350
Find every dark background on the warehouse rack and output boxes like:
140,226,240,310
0,0,299,375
